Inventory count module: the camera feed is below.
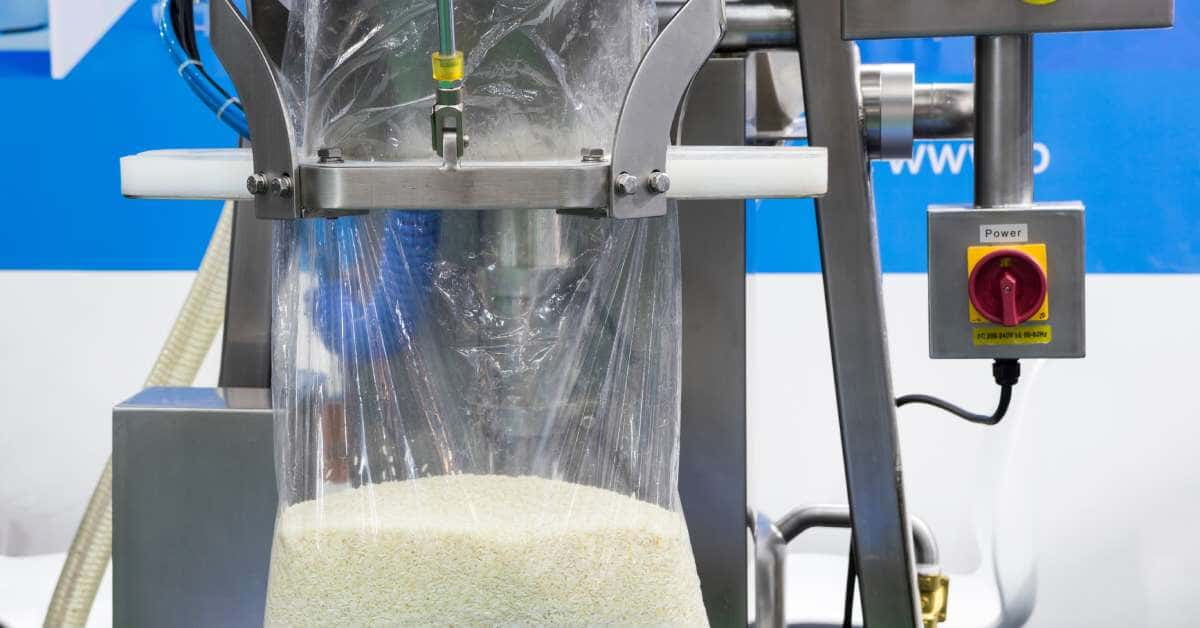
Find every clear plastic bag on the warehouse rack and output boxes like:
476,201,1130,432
266,0,708,625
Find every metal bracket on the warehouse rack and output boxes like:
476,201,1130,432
299,159,610,215
843,0,1174,39
609,0,725,219
211,0,299,220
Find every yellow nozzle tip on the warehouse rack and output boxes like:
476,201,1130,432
432,51,465,82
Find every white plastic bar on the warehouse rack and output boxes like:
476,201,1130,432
121,149,256,201
120,146,827,204
666,145,827,200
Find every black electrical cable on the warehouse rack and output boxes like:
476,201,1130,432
170,0,199,59
895,359,1021,426
842,534,857,628
840,364,1022,624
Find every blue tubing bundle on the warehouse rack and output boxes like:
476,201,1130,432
156,0,443,360
157,0,250,139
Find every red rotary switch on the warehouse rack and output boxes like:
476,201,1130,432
967,249,1048,327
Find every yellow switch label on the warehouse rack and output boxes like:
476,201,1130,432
1022,0,1057,5
967,243,1050,324
974,325,1053,346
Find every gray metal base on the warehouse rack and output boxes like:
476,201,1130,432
113,388,275,628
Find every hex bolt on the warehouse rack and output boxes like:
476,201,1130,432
270,175,294,198
581,148,606,163
317,147,344,164
246,173,269,195
614,172,639,196
648,170,672,194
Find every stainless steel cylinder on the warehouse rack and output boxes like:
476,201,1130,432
861,63,916,159
974,34,1034,208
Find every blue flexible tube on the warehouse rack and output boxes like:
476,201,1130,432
157,0,250,139
311,212,442,359
156,0,442,359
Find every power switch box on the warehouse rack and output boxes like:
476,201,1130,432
928,203,1085,359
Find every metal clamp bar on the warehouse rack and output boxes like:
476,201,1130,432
609,0,725,219
298,160,609,215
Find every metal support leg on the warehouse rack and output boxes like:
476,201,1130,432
792,1,922,625
678,58,748,627
218,200,273,388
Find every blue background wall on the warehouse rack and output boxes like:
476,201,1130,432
0,0,1195,272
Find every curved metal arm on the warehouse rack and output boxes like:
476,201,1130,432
778,504,939,567
749,510,787,628
210,0,299,219
749,504,942,628
609,0,725,218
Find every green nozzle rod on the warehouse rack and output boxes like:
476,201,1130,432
437,0,457,56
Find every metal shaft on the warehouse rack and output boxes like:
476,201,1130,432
658,2,794,51
436,0,456,55
974,35,1033,208
915,83,975,139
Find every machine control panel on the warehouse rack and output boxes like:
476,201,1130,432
928,204,1085,359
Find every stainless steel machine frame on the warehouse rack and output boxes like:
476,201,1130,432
113,0,1175,626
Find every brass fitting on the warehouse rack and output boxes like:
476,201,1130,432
919,572,949,628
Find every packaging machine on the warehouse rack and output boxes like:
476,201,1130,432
81,0,1176,626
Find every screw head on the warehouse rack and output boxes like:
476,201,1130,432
246,173,268,195
270,175,294,198
317,147,344,163
614,172,639,196
581,148,606,162
648,171,672,194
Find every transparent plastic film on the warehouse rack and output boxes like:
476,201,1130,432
268,0,707,625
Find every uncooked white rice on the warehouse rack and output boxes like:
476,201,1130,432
263,474,709,626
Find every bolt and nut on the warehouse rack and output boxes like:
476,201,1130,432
614,173,640,195
647,171,671,194
246,173,269,195
270,175,294,198
317,147,344,163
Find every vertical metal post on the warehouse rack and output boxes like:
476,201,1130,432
792,0,923,625
218,0,285,388
974,35,1034,208
678,58,748,628
218,202,273,388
